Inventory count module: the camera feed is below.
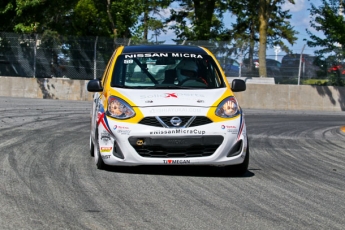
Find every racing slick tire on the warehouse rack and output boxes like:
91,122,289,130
90,135,95,157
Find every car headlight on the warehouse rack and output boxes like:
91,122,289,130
106,96,135,119
215,96,240,118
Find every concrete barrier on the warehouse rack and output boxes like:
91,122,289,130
227,77,275,85
1,76,344,111
0,77,92,101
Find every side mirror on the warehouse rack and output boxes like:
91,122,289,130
87,79,103,92
231,79,246,92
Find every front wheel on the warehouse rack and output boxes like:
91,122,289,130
90,135,95,157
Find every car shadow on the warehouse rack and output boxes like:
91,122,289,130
102,165,255,178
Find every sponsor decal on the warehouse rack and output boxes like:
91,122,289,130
124,53,203,59
221,125,237,134
165,93,178,98
221,125,236,129
171,53,203,58
227,129,238,134
124,59,133,64
149,107,201,114
150,129,206,135
114,125,129,130
163,160,191,164
145,100,153,103
197,100,204,103
100,147,112,153
117,130,131,135
167,139,186,145
124,53,169,58
140,93,205,100
101,155,111,159
101,131,111,144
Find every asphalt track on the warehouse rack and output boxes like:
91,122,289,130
0,96,344,230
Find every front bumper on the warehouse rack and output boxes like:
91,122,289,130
95,113,248,166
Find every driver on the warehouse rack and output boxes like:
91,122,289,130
176,59,207,86
176,59,198,83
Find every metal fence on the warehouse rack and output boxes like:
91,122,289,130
0,32,331,81
0,32,129,79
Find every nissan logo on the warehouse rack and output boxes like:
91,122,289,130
170,117,182,126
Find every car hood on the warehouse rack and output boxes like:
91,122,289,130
114,88,229,107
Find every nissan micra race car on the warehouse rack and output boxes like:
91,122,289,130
87,45,249,175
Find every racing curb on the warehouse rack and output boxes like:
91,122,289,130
341,126,345,133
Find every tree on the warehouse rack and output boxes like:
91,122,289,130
0,1,17,32
306,0,345,86
306,0,345,57
0,0,142,39
69,0,108,36
257,0,297,77
0,0,79,34
129,0,170,44
71,0,142,38
225,0,297,77
141,0,170,42
167,0,228,41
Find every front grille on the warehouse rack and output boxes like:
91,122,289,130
134,146,218,158
139,116,212,128
129,136,223,158
159,116,192,127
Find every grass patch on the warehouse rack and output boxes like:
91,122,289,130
274,77,336,86
302,79,328,85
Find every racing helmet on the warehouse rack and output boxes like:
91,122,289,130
176,59,198,82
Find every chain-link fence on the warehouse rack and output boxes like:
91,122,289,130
0,32,337,82
0,32,130,79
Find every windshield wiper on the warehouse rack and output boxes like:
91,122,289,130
153,85,194,89
111,84,131,88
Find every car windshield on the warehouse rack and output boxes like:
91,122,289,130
110,53,226,89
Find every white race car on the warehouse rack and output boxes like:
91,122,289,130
87,45,249,175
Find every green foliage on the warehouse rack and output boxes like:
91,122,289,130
306,0,345,57
0,0,79,33
306,0,345,87
0,1,15,32
71,0,110,36
302,79,329,86
130,0,170,43
257,0,297,78
226,0,298,76
328,73,345,86
167,0,227,41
